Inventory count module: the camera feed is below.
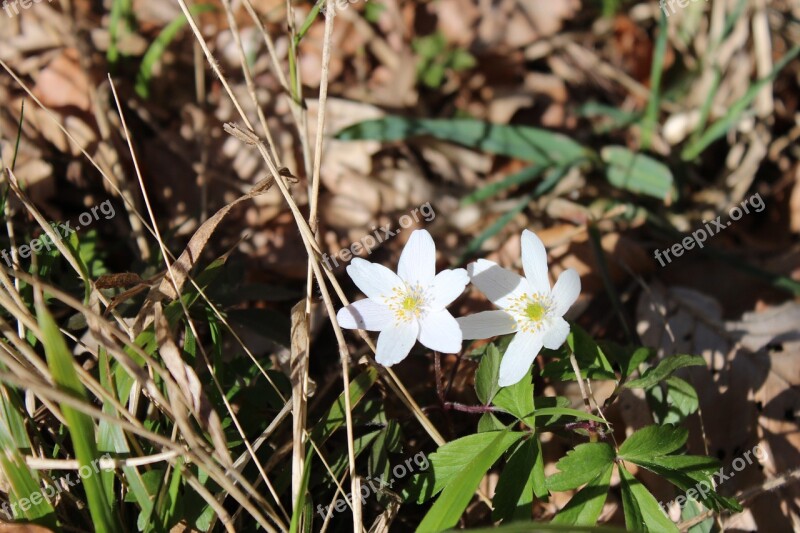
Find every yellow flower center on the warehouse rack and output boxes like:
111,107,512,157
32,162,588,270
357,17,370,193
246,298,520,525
506,292,553,333
402,296,421,311
525,302,546,322
387,284,428,324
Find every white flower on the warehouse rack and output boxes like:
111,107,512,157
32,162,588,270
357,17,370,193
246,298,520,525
337,229,469,366
457,230,581,387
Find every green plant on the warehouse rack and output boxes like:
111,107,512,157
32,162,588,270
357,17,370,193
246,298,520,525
412,32,476,88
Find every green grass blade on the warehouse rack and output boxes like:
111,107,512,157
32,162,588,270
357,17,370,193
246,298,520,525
459,193,533,263
135,4,216,99
289,448,314,533
458,162,574,263
107,0,134,67
295,1,324,45
0,418,58,527
646,212,800,295
37,303,123,533
0,381,32,449
641,10,667,150
682,45,800,160
98,348,157,527
11,99,24,172
461,164,547,205
310,367,378,444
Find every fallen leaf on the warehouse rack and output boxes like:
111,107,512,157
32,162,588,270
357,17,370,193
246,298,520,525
32,48,90,111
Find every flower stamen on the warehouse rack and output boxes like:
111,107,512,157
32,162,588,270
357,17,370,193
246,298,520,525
387,284,428,324
505,292,553,333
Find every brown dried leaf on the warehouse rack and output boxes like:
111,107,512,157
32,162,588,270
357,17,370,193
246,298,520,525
290,300,309,504
157,174,284,300
0,525,57,533
636,285,800,529
31,48,90,111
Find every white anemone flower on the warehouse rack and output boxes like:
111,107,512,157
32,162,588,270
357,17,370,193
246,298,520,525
457,230,581,387
336,229,469,366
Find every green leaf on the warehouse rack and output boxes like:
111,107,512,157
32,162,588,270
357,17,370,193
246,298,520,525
551,463,613,526
632,455,740,513
475,344,502,404
135,4,216,98
369,421,403,484
477,412,507,432
421,62,447,88
567,325,615,375
493,373,534,426
531,437,547,500
37,303,122,533
529,407,606,425
546,443,616,492
448,48,477,71
459,523,624,532
407,431,522,504
412,32,447,59
648,376,699,424
544,325,617,380
680,496,714,533
618,425,687,462
625,355,705,389
492,438,538,522
363,1,385,22
601,344,653,379
618,464,679,532
416,430,524,532
336,117,587,165
601,146,676,201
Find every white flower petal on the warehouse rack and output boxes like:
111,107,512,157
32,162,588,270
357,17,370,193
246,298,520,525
521,229,550,294
550,268,581,317
498,331,544,387
467,259,526,309
375,321,419,366
336,299,394,331
457,310,517,340
418,310,462,353
542,317,570,349
427,268,469,310
397,229,436,287
346,258,403,302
